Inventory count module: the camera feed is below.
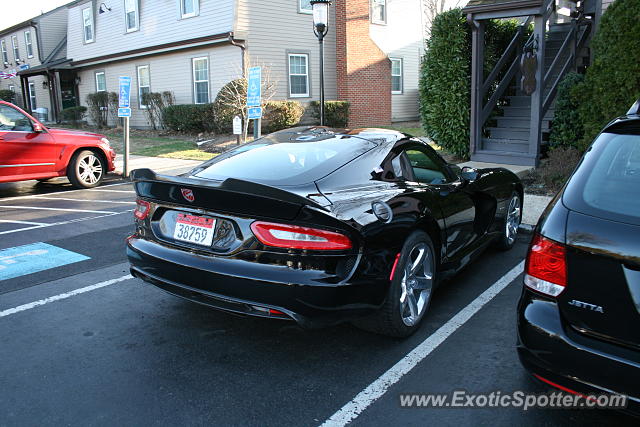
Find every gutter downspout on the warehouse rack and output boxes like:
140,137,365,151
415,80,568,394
228,33,246,78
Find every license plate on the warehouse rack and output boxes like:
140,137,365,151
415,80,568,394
173,213,215,247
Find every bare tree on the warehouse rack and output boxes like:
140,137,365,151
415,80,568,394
424,0,465,38
215,55,278,142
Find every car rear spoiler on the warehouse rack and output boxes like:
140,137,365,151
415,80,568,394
130,168,326,221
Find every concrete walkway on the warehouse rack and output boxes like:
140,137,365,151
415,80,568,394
114,155,202,176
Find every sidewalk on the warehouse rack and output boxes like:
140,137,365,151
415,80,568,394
113,155,202,176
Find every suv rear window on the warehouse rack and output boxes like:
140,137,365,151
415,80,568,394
194,135,375,186
564,131,640,225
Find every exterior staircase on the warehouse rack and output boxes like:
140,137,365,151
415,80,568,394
482,23,573,154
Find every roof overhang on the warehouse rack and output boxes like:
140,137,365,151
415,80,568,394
463,0,545,20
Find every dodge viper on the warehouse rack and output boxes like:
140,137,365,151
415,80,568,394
127,127,522,337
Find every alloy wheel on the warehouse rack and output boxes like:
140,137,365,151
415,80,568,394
77,154,103,186
399,242,434,326
505,195,521,245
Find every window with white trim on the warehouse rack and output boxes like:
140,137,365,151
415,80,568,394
137,65,150,108
83,7,95,43
288,53,309,98
299,0,312,13
28,81,37,111
371,0,386,24
11,36,19,61
8,84,15,93
192,57,209,104
24,31,34,58
95,72,106,92
180,0,199,18
391,58,403,94
1,40,8,64
125,0,139,32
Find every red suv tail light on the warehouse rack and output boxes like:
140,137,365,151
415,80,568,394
250,221,352,250
524,233,567,297
134,199,151,220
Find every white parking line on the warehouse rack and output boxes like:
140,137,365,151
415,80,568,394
0,182,133,203
0,274,133,318
0,206,114,214
34,197,135,205
0,210,133,235
0,220,47,226
319,261,525,427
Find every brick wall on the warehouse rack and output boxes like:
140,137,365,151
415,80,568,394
334,0,392,127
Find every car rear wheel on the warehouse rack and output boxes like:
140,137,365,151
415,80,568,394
495,192,521,250
67,150,105,189
353,231,436,337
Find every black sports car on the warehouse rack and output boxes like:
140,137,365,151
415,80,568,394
127,127,522,337
517,101,640,413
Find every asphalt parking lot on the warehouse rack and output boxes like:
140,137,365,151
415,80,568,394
0,170,637,426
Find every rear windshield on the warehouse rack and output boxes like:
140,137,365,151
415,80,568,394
193,134,375,186
564,132,640,225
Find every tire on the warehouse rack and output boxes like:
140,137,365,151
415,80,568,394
67,150,105,189
353,231,437,338
495,191,522,251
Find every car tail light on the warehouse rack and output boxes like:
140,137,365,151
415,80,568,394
134,199,151,220
524,233,567,297
250,221,352,250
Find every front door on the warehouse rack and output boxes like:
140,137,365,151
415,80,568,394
0,104,58,181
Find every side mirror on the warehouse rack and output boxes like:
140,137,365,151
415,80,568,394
32,122,44,133
460,166,479,183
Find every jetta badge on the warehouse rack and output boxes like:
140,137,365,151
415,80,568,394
568,299,604,313
181,188,195,203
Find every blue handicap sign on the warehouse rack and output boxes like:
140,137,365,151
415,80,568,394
247,67,262,107
247,106,262,120
0,243,89,281
118,76,132,108
118,107,132,118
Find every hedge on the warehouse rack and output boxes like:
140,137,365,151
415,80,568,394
0,89,15,103
574,0,640,149
60,106,87,126
262,100,304,133
548,72,584,149
309,101,350,128
163,104,213,133
419,9,519,159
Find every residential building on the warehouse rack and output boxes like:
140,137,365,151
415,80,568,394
65,0,424,128
0,4,69,122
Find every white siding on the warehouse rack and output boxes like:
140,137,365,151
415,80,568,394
237,0,337,103
601,0,616,12
370,0,424,122
37,7,69,60
67,0,236,62
76,44,242,128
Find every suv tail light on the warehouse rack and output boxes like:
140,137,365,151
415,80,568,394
250,221,352,250
524,233,567,297
134,199,151,220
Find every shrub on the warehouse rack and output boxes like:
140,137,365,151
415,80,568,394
419,9,520,159
60,106,87,126
163,104,212,133
0,89,15,103
262,101,304,132
309,101,350,128
575,0,640,148
212,78,247,132
549,72,585,149
142,91,176,130
107,92,119,126
528,146,582,195
86,92,110,128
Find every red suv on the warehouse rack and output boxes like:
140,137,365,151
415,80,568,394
0,101,116,188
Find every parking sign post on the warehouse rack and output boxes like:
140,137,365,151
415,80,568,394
246,67,262,140
117,77,132,178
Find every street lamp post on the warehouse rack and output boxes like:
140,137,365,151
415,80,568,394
311,0,331,126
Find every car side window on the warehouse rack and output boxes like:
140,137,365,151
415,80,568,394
405,148,449,184
0,105,33,132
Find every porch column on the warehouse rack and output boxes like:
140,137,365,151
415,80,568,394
528,14,546,167
469,19,485,157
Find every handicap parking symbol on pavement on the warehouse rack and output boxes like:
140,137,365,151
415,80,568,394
0,243,90,281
